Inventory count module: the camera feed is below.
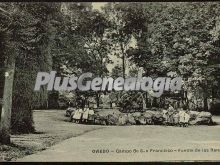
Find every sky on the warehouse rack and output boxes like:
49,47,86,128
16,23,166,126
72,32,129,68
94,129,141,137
92,2,107,11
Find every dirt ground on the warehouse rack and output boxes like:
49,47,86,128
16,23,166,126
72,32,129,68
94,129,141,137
0,110,220,162
0,110,103,161
18,123,220,162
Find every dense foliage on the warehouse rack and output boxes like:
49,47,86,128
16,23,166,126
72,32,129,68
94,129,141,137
0,2,220,135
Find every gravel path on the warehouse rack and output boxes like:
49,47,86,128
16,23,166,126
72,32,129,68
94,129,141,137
17,123,220,162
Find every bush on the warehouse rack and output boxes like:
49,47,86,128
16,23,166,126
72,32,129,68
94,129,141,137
117,91,143,112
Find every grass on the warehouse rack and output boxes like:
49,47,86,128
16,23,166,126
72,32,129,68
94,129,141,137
0,110,103,161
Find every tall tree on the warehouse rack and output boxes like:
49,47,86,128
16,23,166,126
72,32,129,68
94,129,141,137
0,3,17,143
121,2,220,111
104,3,133,78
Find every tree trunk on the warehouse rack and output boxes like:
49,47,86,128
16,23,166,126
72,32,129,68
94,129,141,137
110,101,112,108
203,91,208,111
0,68,4,119
152,97,157,107
0,52,15,144
142,93,146,110
96,93,100,108
120,42,126,78
184,90,189,109
122,53,125,79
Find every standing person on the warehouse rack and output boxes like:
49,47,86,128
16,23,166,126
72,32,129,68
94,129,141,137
167,104,175,125
174,106,183,126
179,110,190,127
173,111,180,126
162,109,168,126
88,108,95,124
82,106,90,124
179,109,185,127
73,108,83,124
184,110,190,127
69,108,76,122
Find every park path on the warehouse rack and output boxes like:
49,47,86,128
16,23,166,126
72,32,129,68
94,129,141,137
16,124,220,162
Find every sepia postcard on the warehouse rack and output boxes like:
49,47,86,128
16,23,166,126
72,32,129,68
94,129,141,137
0,1,220,162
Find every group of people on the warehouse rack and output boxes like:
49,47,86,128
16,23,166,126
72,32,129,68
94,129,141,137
68,103,191,126
70,106,95,124
162,104,190,127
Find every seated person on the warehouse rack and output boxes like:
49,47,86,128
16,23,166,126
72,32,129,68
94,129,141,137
73,108,83,124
